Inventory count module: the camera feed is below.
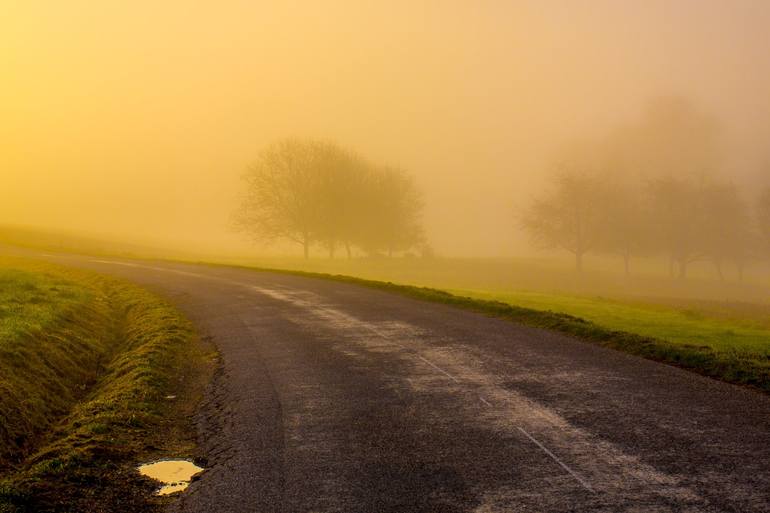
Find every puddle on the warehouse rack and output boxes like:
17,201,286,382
137,459,204,495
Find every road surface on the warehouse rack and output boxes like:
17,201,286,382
6,248,770,512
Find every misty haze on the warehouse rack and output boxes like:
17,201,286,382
1,2,769,512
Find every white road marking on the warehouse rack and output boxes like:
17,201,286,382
416,355,461,383
517,426,595,493
390,340,597,493
89,259,141,267
406,345,596,493
89,259,206,278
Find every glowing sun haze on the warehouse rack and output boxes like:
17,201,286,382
2,1,769,255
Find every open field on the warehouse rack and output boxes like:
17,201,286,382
456,289,770,356
213,253,770,303
0,225,200,261
0,257,214,513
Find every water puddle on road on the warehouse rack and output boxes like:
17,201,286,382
137,459,204,495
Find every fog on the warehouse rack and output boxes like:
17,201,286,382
2,0,770,257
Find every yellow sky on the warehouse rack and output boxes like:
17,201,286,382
2,1,769,255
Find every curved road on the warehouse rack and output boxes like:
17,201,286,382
9,249,770,512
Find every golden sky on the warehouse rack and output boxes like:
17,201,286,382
2,1,769,255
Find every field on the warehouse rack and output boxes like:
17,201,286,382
456,289,770,357
0,257,214,513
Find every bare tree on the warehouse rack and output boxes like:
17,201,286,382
356,166,425,257
234,138,426,259
700,182,751,281
594,181,651,276
526,97,735,280
758,186,770,258
754,187,770,268
520,170,606,272
312,144,367,258
646,177,753,280
646,177,706,279
234,139,341,258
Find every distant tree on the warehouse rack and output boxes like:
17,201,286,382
594,181,651,276
234,138,426,259
334,163,370,259
646,177,706,279
646,177,752,280
530,97,738,281
758,187,770,258
356,166,425,256
700,182,751,281
312,145,368,258
605,95,722,183
234,139,348,258
520,169,607,272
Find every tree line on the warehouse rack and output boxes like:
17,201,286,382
520,171,770,279
521,97,770,279
234,138,425,258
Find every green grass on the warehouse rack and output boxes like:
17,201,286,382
0,265,110,469
0,257,214,513
455,290,770,357
0,269,90,344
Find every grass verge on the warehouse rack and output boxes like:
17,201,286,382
455,290,770,355
0,257,215,513
195,261,770,394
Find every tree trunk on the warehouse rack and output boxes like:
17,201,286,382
623,251,630,277
678,259,687,279
714,258,724,281
575,215,584,273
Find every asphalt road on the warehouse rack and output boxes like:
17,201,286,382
7,249,770,512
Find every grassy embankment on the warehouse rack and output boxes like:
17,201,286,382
0,257,214,513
